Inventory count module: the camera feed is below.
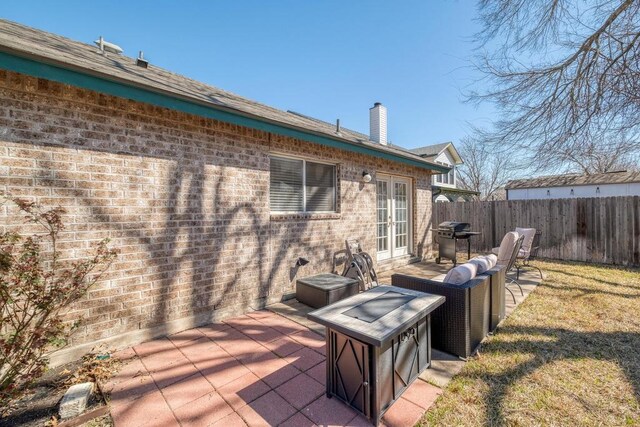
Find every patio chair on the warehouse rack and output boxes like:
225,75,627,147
492,227,542,280
342,239,379,291
495,232,525,303
515,230,543,280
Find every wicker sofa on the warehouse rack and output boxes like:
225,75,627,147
479,265,507,331
391,273,490,358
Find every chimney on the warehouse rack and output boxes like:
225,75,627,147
369,102,387,145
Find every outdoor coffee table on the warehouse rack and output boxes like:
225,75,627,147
308,285,445,426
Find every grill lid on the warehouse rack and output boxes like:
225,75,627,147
438,221,470,233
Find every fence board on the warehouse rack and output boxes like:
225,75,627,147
433,196,640,267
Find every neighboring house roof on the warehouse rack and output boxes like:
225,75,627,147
409,142,463,164
506,170,640,190
0,19,449,173
433,186,479,198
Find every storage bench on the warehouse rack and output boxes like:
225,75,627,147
296,273,359,308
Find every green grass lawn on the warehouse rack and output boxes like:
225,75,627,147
422,260,640,426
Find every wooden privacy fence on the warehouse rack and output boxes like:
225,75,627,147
433,196,640,267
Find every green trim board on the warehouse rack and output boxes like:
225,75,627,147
0,50,449,173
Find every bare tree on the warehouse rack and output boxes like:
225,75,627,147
556,134,640,174
471,0,640,172
457,136,515,200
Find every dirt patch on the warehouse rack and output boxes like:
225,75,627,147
1,353,120,427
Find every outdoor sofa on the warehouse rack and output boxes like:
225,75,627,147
391,272,490,358
482,264,507,331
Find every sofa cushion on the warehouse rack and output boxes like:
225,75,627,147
515,227,536,258
443,262,477,285
468,256,491,274
497,231,519,266
485,254,498,267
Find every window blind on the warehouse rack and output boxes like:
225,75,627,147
306,162,335,212
270,156,336,213
270,156,303,212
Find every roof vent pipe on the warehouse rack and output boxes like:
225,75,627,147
136,51,149,68
369,102,387,145
336,119,341,135
93,37,123,55
97,36,104,53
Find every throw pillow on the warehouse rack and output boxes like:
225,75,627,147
442,262,477,285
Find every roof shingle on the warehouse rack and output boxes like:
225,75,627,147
0,19,447,172
506,170,640,189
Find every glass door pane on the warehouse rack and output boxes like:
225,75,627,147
394,181,408,254
376,180,390,257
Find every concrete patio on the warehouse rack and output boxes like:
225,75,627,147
103,262,542,426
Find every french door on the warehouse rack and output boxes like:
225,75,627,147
376,175,411,261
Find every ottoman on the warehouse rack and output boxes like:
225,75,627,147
296,273,359,308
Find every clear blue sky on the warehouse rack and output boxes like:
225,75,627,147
1,1,494,149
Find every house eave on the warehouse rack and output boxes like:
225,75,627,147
432,186,480,196
506,181,640,190
0,48,449,174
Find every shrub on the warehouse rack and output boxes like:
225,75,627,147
0,198,117,404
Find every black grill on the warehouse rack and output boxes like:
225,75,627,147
436,221,472,239
434,221,479,265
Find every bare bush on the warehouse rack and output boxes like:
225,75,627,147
0,198,117,406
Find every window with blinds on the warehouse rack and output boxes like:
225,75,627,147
270,155,336,212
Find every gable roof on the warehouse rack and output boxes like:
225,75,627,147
0,19,449,173
410,142,463,164
506,170,640,190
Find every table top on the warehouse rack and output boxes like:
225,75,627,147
297,273,359,290
307,285,445,347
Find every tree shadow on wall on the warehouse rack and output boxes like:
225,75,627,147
38,151,317,341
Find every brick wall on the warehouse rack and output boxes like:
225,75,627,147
0,70,434,363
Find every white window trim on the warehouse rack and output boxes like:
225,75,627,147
434,160,455,186
376,173,413,261
269,154,337,214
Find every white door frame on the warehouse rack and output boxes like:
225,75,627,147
376,174,412,261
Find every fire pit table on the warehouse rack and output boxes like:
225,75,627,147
308,286,445,426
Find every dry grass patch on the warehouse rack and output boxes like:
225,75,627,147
423,260,640,426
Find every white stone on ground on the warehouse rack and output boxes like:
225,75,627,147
59,382,94,419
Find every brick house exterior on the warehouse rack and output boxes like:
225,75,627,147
0,21,446,364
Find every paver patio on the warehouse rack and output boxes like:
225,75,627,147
104,310,442,427
103,264,542,426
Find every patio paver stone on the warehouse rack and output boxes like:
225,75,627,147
172,391,234,427
160,372,215,410
236,390,297,426
274,372,325,410
217,372,271,410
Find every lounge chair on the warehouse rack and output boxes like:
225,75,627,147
494,231,525,303
493,227,542,280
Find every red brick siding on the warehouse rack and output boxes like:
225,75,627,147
0,70,433,355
